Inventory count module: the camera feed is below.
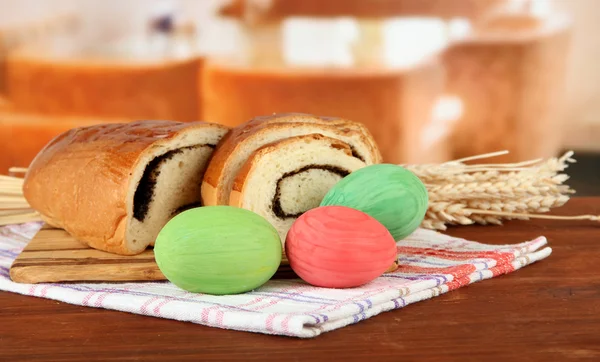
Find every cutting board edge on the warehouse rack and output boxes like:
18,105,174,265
9,224,293,284
9,264,168,284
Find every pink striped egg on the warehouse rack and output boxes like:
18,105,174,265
285,206,397,288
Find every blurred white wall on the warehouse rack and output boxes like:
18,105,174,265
549,0,600,149
0,0,73,26
552,0,600,123
0,0,225,40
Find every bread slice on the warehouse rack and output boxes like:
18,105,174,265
230,134,367,241
201,113,381,206
23,120,229,255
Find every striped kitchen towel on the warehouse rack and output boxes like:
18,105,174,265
0,222,551,338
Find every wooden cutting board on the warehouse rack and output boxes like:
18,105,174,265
9,225,294,284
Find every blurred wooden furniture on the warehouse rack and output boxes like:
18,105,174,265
0,13,205,172
0,13,78,95
0,12,206,172
0,1,577,168
0,14,86,173
219,0,509,21
218,0,577,163
4,44,203,122
0,112,126,173
203,58,448,164
209,0,518,163
444,12,572,162
2,197,598,361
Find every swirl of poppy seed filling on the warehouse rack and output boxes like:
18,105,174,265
271,165,351,219
133,144,215,222
349,146,365,162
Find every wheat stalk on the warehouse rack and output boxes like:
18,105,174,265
407,150,598,230
0,172,42,226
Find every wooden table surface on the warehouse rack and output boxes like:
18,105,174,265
2,198,599,361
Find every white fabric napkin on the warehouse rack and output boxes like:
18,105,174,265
0,222,551,338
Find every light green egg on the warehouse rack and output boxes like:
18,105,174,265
320,164,428,241
154,206,282,295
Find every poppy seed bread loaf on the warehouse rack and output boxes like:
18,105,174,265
23,120,229,255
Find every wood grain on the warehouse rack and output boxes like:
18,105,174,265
9,227,293,284
1,197,599,361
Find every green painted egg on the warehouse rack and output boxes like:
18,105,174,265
154,206,282,295
320,164,428,241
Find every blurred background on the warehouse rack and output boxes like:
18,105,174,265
0,0,597,194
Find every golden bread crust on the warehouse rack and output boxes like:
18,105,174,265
23,120,228,255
